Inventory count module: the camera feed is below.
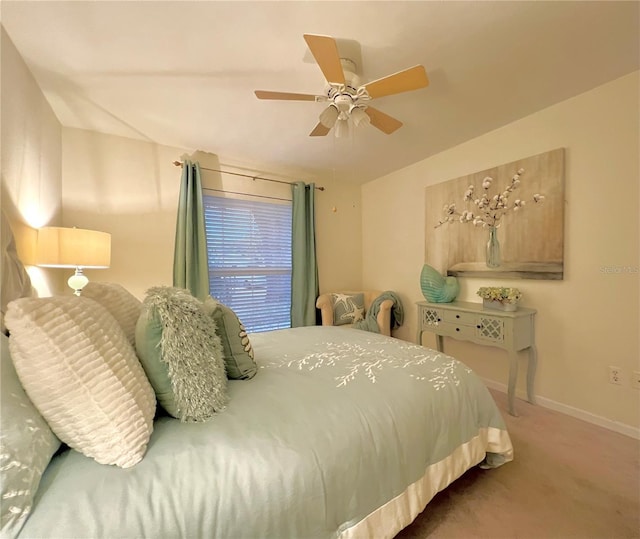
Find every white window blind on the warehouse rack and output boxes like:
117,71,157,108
203,194,292,333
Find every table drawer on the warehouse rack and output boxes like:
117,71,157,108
437,322,477,340
443,310,477,326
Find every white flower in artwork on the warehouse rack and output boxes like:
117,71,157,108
533,193,545,203
463,185,474,201
444,203,456,215
435,167,545,229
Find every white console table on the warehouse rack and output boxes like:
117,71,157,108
416,301,537,416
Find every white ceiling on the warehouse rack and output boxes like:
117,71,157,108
2,1,638,184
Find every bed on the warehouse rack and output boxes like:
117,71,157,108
0,218,513,539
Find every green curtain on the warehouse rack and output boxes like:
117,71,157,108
290,181,319,327
173,160,209,300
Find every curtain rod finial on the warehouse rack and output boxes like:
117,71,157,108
173,160,182,167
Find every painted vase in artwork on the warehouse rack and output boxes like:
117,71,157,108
486,226,501,268
420,264,459,303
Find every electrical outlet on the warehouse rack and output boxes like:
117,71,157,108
608,366,622,385
632,371,640,390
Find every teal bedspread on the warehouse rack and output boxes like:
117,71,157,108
19,327,512,539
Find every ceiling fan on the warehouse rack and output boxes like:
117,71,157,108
254,34,429,137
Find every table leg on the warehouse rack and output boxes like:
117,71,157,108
526,345,537,405
507,350,519,416
436,334,444,352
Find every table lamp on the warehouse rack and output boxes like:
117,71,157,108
36,226,111,296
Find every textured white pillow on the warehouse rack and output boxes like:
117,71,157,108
82,282,142,346
5,296,156,468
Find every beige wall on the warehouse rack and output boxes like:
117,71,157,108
61,129,185,299
315,176,362,293
362,71,640,432
61,129,362,300
0,27,63,296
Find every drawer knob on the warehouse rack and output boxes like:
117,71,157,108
456,327,460,332
437,318,441,322
476,325,481,329
456,314,460,319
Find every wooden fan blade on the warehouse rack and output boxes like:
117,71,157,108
255,90,317,101
309,122,331,137
303,34,345,85
364,65,429,99
365,106,403,134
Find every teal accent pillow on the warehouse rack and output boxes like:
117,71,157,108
0,333,60,538
331,293,365,326
204,297,257,380
135,287,228,422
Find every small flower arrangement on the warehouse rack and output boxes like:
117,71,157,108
435,168,545,228
477,286,522,304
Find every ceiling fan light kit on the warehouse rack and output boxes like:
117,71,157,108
254,33,429,138
350,106,370,128
334,118,350,138
319,104,339,129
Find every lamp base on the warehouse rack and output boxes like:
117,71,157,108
68,268,89,296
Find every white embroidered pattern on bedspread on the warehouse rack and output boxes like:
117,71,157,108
259,338,472,388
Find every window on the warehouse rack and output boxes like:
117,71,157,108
203,194,292,333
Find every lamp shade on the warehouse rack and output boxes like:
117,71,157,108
350,107,371,128
36,227,111,269
319,105,339,129
334,118,350,138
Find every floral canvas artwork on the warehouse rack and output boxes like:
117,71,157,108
425,148,565,280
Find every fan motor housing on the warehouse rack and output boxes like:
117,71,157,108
334,93,354,112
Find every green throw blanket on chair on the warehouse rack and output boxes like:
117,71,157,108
353,291,404,334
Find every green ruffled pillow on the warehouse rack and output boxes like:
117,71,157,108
135,287,227,422
204,297,257,380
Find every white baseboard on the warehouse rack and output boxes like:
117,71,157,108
482,379,640,440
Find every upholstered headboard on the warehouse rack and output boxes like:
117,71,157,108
1,210,33,333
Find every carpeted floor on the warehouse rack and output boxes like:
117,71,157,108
396,390,640,539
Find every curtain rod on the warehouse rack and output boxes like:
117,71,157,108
202,186,290,202
173,161,324,191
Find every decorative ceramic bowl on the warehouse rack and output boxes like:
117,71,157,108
420,264,459,303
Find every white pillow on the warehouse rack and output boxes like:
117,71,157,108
82,282,142,346
5,296,156,468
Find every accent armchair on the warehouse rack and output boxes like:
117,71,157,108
315,290,395,337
